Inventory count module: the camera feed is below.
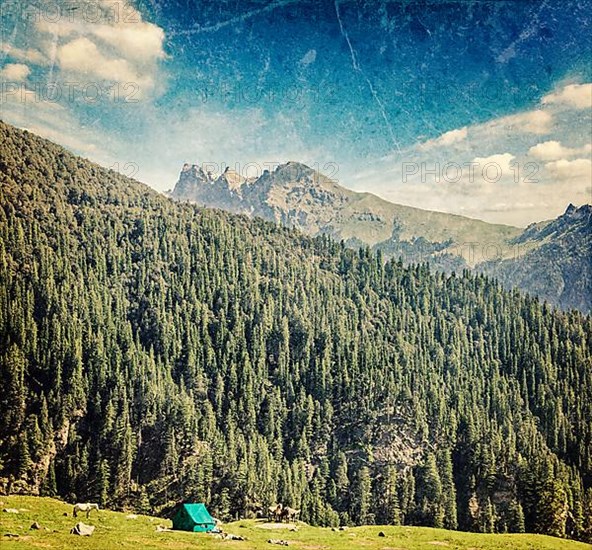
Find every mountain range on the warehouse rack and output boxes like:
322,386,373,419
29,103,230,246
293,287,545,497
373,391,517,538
172,162,591,312
1,120,591,540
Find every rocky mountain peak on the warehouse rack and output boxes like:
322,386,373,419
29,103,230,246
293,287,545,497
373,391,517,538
216,168,246,192
273,161,316,183
563,203,591,221
174,163,212,199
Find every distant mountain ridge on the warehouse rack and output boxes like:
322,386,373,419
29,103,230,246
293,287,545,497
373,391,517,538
172,162,591,312
478,203,592,312
173,163,521,248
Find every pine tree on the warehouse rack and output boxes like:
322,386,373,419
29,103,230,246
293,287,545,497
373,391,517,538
333,451,349,513
415,453,443,528
582,488,592,543
479,497,496,533
535,480,568,538
351,466,373,525
438,449,457,530
372,465,400,525
507,499,525,533
399,468,415,525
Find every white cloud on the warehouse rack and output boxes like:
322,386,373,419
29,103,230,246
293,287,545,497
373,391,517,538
529,140,592,161
542,83,592,109
416,108,553,155
91,22,166,63
473,153,516,176
545,158,592,181
420,127,467,149
487,109,552,135
1,44,48,66
57,37,145,85
24,0,166,94
35,18,165,65
0,63,31,81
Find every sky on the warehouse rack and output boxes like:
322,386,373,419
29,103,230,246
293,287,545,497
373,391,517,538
0,0,591,226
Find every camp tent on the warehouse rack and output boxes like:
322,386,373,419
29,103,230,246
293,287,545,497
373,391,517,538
171,503,216,533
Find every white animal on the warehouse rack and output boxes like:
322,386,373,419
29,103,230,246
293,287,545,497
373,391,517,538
73,503,100,518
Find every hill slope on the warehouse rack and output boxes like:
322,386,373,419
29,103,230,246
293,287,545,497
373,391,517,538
1,120,591,542
172,163,591,312
1,496,590,550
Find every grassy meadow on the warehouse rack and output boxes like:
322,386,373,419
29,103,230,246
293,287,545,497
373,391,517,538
0,496,589,550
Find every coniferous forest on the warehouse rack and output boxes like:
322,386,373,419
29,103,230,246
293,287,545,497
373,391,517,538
0,121,591,541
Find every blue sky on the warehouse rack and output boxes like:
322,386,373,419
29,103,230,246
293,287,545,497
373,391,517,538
1,0,591,225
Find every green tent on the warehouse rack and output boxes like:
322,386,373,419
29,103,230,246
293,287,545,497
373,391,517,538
171,503,216,532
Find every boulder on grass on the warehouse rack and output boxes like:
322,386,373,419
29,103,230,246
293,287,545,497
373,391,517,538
30,522,41,530
70,522,95,536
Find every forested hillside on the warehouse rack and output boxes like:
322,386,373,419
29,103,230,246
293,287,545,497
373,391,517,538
0,121,591,541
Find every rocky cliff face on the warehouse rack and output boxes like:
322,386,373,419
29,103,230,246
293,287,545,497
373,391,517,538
172,163,591,312
174,163,211,199
478,204,592,312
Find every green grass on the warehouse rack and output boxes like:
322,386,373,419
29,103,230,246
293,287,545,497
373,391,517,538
0,496,589,550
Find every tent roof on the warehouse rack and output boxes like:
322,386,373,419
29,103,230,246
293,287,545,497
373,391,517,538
180,503,214,525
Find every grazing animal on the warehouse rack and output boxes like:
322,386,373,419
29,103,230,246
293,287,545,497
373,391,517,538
280,506,300,522
73,503,99,519
268,503,283,522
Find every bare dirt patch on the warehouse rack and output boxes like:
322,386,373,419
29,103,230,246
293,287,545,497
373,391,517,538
256,522,298,530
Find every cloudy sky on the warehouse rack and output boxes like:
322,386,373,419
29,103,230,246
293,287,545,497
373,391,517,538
1,0,591,226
